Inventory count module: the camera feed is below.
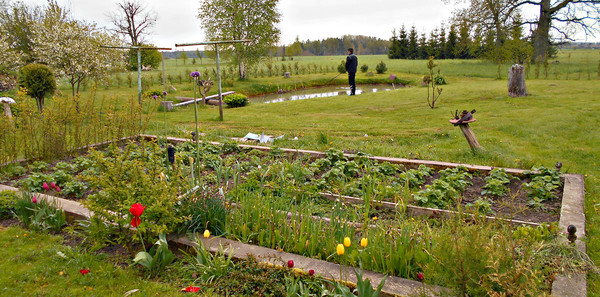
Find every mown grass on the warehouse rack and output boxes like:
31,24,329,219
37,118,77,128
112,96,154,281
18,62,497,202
0,226,218,296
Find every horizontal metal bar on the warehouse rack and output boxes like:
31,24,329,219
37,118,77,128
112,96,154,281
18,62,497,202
175,39,252,47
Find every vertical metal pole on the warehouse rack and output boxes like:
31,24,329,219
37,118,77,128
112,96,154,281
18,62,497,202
215,45,223,121
137,48,142,105
161,52,166,93
192,77,200,184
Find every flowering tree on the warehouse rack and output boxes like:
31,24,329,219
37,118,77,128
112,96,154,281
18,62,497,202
0,35,23,74
32,6,123,96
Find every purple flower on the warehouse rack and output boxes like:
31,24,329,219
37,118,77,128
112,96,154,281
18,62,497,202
162,91,168,96
389,74,396,81
152,95,158,99
190,71,201,78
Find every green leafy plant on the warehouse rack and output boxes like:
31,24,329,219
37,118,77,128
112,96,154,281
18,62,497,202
179,189,229,236
523,166,562,207
0,190,18,219
184,239,236,284
433,74,447,85
133,233,175,277
83,142,186,250
375,61,387,74
13,192,66,232
482,168,513,197
224,93,249,108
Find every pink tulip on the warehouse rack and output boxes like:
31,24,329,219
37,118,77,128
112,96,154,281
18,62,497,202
42,182,50,191
55,186,60,192
32,197,37,203
50,182,57,189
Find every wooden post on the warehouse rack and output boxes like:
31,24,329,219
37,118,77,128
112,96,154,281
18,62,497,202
458,123,480,150
450,119,481,151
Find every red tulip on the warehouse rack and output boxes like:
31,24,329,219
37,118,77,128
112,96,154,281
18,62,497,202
417,272,424,281
308,269,315,276
50,182,56,189
55,186,60,192
182,286,200,292
42,182,50,191
32,197,37,203
130,203,146,217
287,260,294,268
79,269,90,275
131,216,142,228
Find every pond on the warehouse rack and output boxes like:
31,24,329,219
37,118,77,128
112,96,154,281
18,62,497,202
250,84,395,104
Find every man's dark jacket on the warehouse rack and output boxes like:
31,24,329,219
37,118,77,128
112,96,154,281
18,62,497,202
345,54,358,73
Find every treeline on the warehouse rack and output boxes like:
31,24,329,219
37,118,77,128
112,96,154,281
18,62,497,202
388,22,531,63
278,35,389,56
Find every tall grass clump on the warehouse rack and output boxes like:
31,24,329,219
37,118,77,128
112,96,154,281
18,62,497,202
0,88,152,164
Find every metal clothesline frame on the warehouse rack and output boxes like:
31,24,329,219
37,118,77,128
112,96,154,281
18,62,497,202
101,45,172,105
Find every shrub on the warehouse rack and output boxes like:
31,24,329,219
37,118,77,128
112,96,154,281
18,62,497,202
82,142,187,251
337,61,346,74
375,61,387,74
224,93,249,108
360,64,369,73
433,74,447,85
17,63,56,111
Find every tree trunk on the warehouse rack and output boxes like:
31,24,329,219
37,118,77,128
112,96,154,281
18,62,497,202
238,61,246,80
508,64,527,97
533,0,551,62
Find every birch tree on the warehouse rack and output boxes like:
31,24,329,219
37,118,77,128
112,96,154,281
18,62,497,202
198,0,281,79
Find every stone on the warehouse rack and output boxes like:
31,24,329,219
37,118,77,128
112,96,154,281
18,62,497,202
161,101,173,111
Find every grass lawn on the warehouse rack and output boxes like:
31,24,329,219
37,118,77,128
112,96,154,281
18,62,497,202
0,225,215,296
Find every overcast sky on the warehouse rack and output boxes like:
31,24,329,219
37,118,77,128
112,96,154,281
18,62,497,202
15,0,598,51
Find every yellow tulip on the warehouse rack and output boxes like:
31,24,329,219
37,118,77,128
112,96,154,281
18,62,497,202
189,157,194,165
203,229,211,238
336,243,345,256
360,237,368,248
372,216,378,221
343,237,351,247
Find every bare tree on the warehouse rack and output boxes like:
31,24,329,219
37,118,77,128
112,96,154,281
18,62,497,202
110,0,156,46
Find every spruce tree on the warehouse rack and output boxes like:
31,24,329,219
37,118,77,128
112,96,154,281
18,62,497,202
438,26,447,59
446,25,458,59
408,26,419,59
398,25,409,59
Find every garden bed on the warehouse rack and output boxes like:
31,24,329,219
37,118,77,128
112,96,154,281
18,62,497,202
0,135,589,296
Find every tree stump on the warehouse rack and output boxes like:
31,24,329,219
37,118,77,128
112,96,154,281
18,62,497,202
508,64,527,97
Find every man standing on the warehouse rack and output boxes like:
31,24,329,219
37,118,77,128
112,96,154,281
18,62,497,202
345,48,358,95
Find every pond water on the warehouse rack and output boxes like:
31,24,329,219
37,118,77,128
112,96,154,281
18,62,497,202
250,84,394,104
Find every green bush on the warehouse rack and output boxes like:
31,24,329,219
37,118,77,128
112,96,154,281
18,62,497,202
17,63,56,111
337,61,346,74
375,61,387,74
224,93,249,108
360,64,369,73
433,74,447,85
